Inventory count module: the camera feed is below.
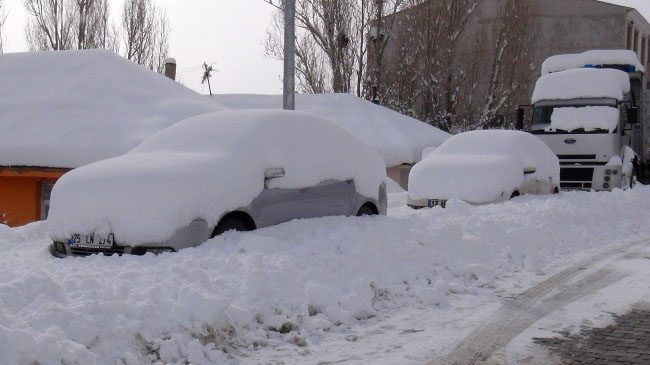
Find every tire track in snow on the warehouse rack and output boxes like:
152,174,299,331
437,238,650,365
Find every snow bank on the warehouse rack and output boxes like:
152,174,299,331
532,68,630,103
213,93,451,167
5,186,650,364
408,130,559,203
549,106,619,132
0,49,224,168
47,110,386,244
542,50,645,75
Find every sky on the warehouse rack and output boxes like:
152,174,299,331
1,0,649,95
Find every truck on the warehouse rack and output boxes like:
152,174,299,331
517,50,649,191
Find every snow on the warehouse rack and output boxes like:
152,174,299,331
541,50,646,75
213,93,451,167
0,49,224,169
548,106,619,132
408,130,559,203
4,186,650,363
47,110,386,245
532,68,631,104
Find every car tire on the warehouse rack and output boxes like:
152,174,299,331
357,204,378,216
510,191,520,199
552,187,560,194
211,217,251,238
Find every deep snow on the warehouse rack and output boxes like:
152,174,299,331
532,68,630,104
213,93,451,167
47,110,386,245
2,187,650,364
0,49,223,168
549,106,620,132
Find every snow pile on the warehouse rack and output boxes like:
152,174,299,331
47,110,386,244
532,68,630,103
408,130,559,203
213,93,451,167
542,50,645,75
549,106,619,132
4,187,650,363
0,49,224,168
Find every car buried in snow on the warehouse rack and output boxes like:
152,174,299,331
407,130,560,208
48,110,387,257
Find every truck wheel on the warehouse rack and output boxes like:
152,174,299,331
357,203,378,216
211,216,252,238
510,191,520,199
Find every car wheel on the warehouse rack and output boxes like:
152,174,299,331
357,204,378,216
510,191,520,199
211,216,251,237
552,187,560,194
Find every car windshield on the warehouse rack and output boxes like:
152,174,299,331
531,98,618,134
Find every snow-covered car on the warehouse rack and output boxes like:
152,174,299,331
48,110,387,257
407,130,560,208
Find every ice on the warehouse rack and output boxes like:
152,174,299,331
532,68,630,103
213,93,451,167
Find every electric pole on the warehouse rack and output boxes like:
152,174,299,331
283,0,296,110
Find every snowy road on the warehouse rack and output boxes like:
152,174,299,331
442,238,649,364
1,187,650,364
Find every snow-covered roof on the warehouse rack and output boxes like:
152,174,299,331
532,68,631,104
0,49,224,169
213,93,451,168
541,50,645,75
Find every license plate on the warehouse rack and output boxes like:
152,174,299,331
428,199,447,208
69,233,115,248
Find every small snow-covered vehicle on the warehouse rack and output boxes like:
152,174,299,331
49,110,387,257
407,130,560,208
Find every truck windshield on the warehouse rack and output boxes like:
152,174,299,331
531,99,618,134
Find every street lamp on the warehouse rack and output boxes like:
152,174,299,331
283,0,296,110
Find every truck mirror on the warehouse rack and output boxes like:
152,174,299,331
515,107,525,130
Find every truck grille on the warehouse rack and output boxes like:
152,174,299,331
560,167,594,189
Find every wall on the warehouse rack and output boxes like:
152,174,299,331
0,168,68,227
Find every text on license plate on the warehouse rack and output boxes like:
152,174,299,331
428,199,447,208
69,233,115,248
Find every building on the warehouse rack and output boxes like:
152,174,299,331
376,0,650,129
0,50,223,227
213,93,451,189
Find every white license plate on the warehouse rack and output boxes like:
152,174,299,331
428,199,447,208
69,233,115,248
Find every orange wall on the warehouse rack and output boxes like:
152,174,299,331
0,169,68,227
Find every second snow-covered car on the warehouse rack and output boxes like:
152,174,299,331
407,130,560,208
48,110,387,257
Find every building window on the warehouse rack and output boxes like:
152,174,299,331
41,181,55,220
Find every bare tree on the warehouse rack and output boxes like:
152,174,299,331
25,0,76,50
121,0,169,73
0,0,7,53
76,0,115,49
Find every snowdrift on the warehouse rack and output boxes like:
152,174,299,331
0,49,224,168
3,187,650,363
213,93,451,167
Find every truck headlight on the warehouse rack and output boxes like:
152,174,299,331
604,176,611,182
603,182,610,189
605,170,612,176
612,170,618,175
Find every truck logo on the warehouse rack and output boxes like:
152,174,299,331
564,138,577,144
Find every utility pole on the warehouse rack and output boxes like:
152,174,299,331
283,0,296,110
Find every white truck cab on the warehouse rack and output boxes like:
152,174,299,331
518,50,648,190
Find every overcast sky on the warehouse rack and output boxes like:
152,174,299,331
1,0,649,95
